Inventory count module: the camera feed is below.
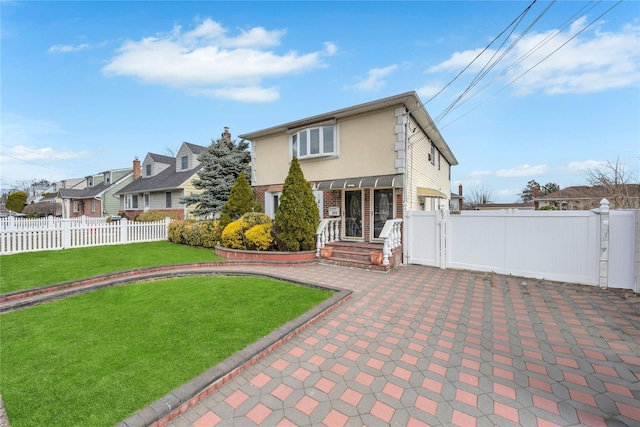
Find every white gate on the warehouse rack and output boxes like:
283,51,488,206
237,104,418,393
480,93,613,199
405,205,638,290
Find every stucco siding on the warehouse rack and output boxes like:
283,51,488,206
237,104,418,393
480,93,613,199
253,107,399,186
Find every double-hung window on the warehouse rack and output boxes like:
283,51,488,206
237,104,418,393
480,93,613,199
291,125,336,160
181,156,188,170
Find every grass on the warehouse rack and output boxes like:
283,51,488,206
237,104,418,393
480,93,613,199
0,241,223,293
0,276,334,427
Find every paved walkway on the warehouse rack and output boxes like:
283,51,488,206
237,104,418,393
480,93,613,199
161,263,640,427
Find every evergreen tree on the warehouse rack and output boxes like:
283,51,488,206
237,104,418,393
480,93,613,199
181,137,251,218
273,157,320,251
6,191,27,213
219,171,260,230
519,180,560,202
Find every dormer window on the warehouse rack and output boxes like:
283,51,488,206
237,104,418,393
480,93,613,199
104,172,111,185
181,156,188,170
87,176,93,187
146,164,152,177
290,125,336,160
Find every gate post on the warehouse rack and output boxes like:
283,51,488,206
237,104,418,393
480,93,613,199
599,199,610,289
438,208,448,269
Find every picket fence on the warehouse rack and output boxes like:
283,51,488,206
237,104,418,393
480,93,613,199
405,200,639,292
0,216,172,255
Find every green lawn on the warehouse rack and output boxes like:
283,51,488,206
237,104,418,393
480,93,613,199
0,276,334,427
0,241,223,293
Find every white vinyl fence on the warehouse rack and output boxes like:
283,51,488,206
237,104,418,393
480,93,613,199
405,201,639,291
0,216,172,255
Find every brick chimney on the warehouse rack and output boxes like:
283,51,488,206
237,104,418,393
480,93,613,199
133,157,141,180
458,184,463,211
222,127,231,142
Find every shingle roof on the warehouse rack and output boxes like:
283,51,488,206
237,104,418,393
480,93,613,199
535,184,639,201
184,142,207,155
115,159,203,194
59,182,110,199
148,153,174,164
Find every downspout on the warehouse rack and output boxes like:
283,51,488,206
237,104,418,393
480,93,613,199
402,108,409,265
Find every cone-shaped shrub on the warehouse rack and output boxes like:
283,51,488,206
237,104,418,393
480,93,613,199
273,157,320,251
219,171,260,231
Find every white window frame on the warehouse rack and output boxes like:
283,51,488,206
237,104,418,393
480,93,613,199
181,156,188,170
146,164,152,177
73,201,80,213
264,191,282,218
125,194,139,210
104,172,111,185
290,125,337,160
91,199,96,213
144,193,150,210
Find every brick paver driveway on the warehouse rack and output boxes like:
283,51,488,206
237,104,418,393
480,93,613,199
164,264,640,427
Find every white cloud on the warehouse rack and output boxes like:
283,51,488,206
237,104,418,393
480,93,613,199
565,159,607,172
353,65,398,91
48,43,90,54
426,17,640,95
194,86,280,103
495,164,549,178
0,145,88,163
417,83,445,98
323,42,338,56
103,18,331,102
468,164,548,178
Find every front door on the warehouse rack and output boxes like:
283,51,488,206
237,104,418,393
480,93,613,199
344,190,363,239
373,188,393,239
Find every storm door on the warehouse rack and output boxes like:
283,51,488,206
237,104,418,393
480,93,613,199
344,190,363,239
373,188,394,239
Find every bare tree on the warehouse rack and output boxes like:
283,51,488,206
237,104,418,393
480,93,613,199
463,186,494,209
583,157,639,208
164,146,179,157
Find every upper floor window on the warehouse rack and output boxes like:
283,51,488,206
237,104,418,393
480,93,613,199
87,177,93,187
146,164,152,176
104,173,111,185
291,126,336,160
430,144,436,165
181,156,188,170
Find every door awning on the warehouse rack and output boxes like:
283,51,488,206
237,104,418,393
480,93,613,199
417,187,447,198
316,174,403,190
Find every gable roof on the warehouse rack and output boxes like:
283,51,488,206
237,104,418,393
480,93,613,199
183,142,207,155
116,158,203,194
148,153,174,164
239,91,458,166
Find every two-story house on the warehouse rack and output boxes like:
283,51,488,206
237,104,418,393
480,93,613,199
239,91,457,245
115,141,208,220
58,168,134,218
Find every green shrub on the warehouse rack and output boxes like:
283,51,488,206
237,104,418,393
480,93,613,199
135,210,176,222
219,172,261,231
539,205,557,210
168,220,186,244
273,157,319,251
245,223,273,251
6,191,27,213
241,212,271,227
221,219,249,249
182,220,204,246
200,220,222,248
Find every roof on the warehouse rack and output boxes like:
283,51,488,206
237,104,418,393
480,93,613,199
184,142,207,155
148,153,174,164
116,159,203,194
239,91,458,166
534,184,639,201
59,182,110,199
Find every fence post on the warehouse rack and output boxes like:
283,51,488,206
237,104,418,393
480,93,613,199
635,210,640,294
438,208,448,269
121,218,129,244
165,217,172,240
599,198,610,289
62,220,71,249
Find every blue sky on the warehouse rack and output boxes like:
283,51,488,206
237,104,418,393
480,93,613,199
2,0,639,202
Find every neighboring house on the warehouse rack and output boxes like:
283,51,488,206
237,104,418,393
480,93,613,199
115,141,208,220
450,184,463,212
535,184,640,210
57,168,134,218
239,91,458,244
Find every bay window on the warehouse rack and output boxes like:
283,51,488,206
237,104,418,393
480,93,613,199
291,125,336,160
